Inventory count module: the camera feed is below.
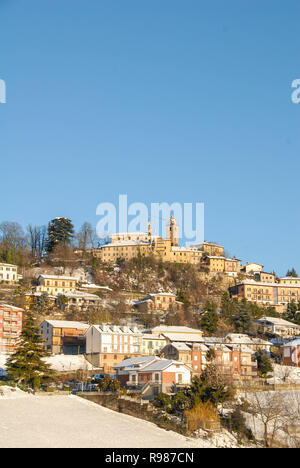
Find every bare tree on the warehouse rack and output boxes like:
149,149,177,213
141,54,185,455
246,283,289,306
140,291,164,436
76,222,97,250
27,224,47,260
247,391,289,447
0,221,26,249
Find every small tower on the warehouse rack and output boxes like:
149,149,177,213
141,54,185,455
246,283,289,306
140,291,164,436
167,215,179,246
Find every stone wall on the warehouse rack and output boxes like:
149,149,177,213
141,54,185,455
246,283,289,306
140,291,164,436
77,392,189,435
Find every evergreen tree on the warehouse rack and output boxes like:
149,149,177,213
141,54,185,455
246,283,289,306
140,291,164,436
6,311,55,390
46,217,74,253
286,268,298,278
233,300,253,334
255,349,273,378
200,301,219,335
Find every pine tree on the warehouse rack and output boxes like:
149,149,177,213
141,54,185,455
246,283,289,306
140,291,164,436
255,349,273,378
6,311,55,391
200,301,219,335
46,217,74,253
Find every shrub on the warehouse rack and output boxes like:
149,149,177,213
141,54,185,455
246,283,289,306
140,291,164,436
184,401,219,433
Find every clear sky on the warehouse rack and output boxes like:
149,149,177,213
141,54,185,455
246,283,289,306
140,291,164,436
0,0,299,276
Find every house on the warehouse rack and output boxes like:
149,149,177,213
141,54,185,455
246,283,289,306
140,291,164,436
35,274,78,296
255,317,300,338
114,356,192,399
202,256,241,276
57,290,101,311
85,324,143,372
134,293,183,314
282,339,300,367
40,320,90,355
0,304,23,354
0,263,20,283
240,263,264,275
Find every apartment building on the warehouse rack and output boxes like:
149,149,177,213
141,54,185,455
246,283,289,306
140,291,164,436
40,320,89,355
85,324,143,372
114,356,192,398
161,340,257,380
229,279,300,308
35,274,78,296
0,304,23,354
0,263,19,283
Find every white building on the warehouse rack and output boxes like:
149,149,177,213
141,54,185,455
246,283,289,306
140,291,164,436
85,324,143,371
0,263,19,283
255,317,300,338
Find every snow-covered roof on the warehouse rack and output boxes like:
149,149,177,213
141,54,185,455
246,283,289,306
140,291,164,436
38,274,78,281
57,291,100,300
42,320,89,330
145,325,202,334
90,324,141,335
161,333,204,343
224,333,271,346
100,241,151,248
0,303,24,311
139,359,186,372
255,317,300,328
114,356,156,369
283,339,300,348
80,283,112,291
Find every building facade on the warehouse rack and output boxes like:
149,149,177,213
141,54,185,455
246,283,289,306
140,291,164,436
40,320,89,355
114,356,192,398
35,275,78,296
85,324,143,372
0,263,19,283
0,304,23,354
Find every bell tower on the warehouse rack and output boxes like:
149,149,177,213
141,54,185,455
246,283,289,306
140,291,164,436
167,215,179,246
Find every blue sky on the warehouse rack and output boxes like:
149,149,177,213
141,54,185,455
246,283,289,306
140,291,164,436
0,0,299,275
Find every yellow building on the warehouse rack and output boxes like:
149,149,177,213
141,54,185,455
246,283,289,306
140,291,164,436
92,216,228,269
230,280,300,307
199,241,224,257
278,277,300,285
35,274,78,296
141,334,167,355
204,256,240,275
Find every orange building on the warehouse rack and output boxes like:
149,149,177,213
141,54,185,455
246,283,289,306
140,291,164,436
0,304,23,354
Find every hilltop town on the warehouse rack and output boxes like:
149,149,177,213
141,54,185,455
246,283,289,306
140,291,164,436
0,216,300,448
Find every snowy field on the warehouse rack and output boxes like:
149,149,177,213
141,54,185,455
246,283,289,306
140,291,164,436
0,391,216,448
